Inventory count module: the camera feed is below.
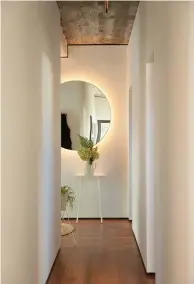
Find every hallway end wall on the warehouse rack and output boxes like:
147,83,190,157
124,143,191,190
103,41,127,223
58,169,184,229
61,45,130,218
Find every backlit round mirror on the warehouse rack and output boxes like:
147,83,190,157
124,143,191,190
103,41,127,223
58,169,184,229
61,81,111,150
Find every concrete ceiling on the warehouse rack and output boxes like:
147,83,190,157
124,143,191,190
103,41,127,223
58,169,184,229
57,1,139,45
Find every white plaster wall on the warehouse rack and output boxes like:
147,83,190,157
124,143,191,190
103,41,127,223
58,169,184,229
1,2,60,284
154,3,194,283
128,2,155,272
61,45,129,218
187,6,194,283
145,62,155,272
60,81,84,149
128,1,194,282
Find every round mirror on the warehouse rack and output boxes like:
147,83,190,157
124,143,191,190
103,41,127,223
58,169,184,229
61,81,111,150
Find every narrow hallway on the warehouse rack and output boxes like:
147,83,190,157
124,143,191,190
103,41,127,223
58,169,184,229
47,221,155,284
2,1,194,284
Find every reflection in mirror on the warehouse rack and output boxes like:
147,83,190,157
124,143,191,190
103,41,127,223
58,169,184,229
96,120,111,143
60,81,111,150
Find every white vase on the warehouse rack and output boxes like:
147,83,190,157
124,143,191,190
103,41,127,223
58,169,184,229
84,162,95,176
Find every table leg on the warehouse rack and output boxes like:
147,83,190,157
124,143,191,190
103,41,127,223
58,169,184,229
76,176,82,223
66,207,77,245
61,210,65,221
97,177,103,223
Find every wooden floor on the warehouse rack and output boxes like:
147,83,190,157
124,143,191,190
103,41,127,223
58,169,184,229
47,220,155,284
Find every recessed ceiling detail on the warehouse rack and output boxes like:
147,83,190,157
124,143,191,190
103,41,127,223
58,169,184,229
57,1,139,45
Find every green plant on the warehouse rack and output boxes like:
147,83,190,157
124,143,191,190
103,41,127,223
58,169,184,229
78,134,94,148
61,185,75,210
77,134,100,164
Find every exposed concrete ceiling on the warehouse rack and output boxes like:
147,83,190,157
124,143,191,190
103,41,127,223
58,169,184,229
58,1,139,45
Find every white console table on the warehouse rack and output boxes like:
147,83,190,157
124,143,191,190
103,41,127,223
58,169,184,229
74,173,104,224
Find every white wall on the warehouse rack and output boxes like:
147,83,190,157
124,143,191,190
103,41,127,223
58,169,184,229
60,81,84,149
128,1,194,282
1,2,60,284
128,2,155,272
61,45,129,218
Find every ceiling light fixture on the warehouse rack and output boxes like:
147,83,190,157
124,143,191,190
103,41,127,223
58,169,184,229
105,0,109,13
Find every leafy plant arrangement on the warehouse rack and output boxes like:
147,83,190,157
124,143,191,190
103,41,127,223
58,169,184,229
77,134,100,165
61,185,76,210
